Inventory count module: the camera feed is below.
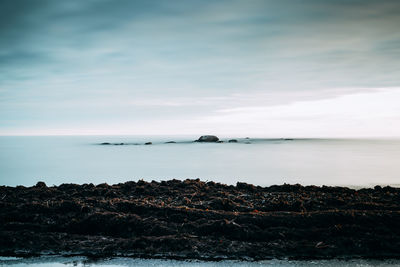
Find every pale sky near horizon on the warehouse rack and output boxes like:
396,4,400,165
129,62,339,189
1,0,400,137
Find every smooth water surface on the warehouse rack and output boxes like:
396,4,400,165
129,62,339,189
0,136,399,187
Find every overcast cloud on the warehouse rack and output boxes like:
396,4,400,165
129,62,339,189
1,0,400,136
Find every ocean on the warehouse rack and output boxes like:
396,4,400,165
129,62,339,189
0,136,399,188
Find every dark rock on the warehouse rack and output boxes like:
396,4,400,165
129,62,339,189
96,183,109,188
100,142,111,145
236,182,255,191
145,142,152,145
374,185,382,191
196,135,219,142
228,139,238,143
165,141,176,144
35,181,47,188
217,141,224,143
114,143,124,145
2,179,400,260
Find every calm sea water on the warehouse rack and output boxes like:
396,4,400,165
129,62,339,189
0,136,399,187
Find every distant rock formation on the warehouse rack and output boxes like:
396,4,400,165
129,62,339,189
228,139,238,143
195,135,219,142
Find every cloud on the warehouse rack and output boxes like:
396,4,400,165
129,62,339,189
188,88,400,137
1,0,400,135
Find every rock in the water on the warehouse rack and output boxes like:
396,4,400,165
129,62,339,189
145,142,152,145
165,141,176,144
196,135,219,142
100,142,111,145
228,139,238,143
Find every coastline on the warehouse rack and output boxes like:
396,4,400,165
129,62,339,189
1,179,400,260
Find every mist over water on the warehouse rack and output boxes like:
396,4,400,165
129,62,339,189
1,136,399,187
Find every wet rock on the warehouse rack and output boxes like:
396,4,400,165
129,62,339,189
195,135,219,142
100,142,111,145
236,182,255,191
208,197,236,211
144,142,152,145
1,179,400,260
228,139,238,143
374,185,382,191
165,141,176,144
96,183,109,188
35,181,47,188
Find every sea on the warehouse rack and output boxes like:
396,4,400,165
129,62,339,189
1,136,400,267
0,135,399,188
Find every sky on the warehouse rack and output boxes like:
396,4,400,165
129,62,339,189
1,0,400,137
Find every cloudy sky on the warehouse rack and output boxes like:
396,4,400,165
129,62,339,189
1,0,400,137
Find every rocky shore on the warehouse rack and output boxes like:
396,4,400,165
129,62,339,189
1,179,400,260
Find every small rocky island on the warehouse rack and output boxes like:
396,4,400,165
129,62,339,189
195,135,219,142
1,179,400,260
99,135,243,145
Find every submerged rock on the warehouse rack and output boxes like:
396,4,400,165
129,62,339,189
195,135,219,142
228,139,238,143
100,142,111,145
165,141,176,144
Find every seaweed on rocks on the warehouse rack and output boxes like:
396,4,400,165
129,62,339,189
0,179,400,260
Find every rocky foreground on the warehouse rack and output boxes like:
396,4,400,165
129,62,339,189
1,179,400,260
